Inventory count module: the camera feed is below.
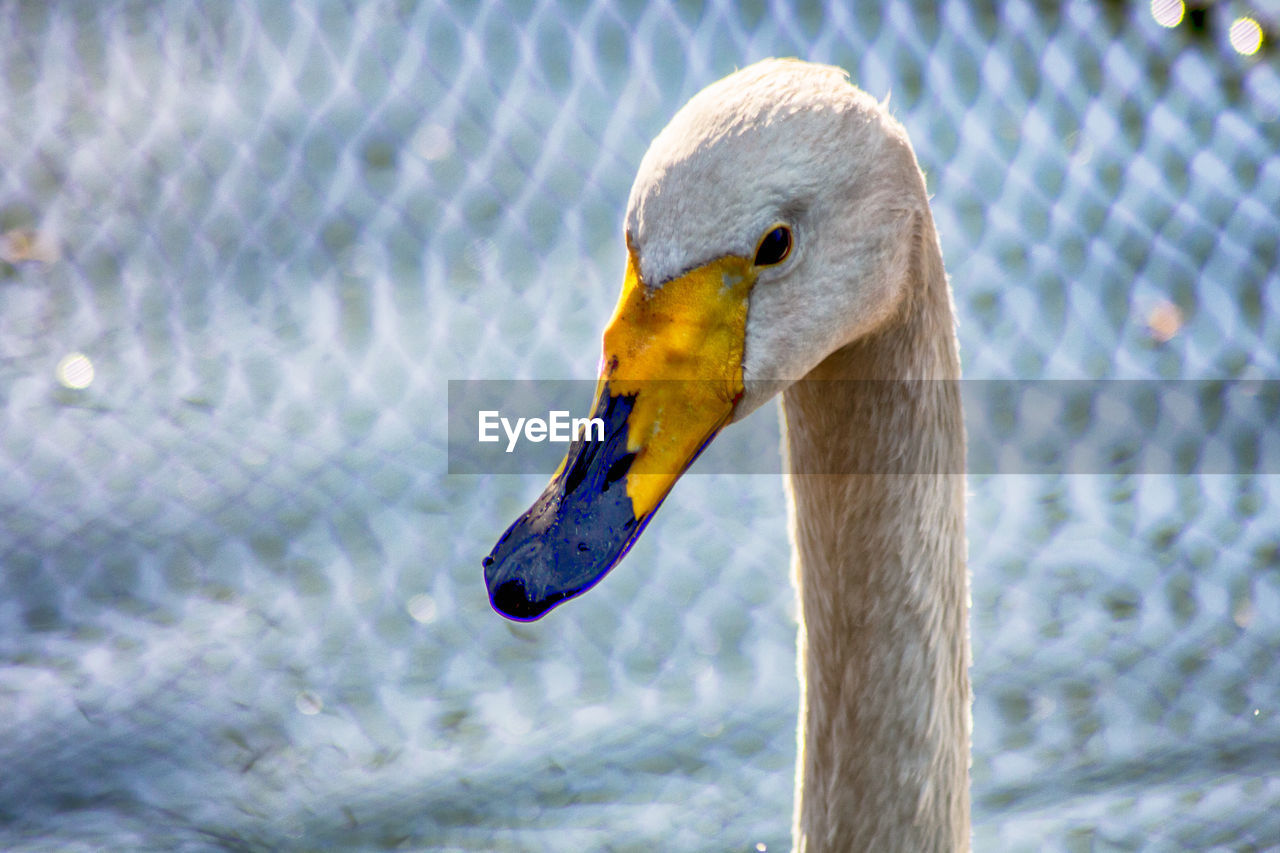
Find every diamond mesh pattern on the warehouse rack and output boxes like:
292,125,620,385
2,1,1279,850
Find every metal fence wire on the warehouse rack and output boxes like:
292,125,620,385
2,1,1279,850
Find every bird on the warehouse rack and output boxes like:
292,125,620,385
484,58,970,851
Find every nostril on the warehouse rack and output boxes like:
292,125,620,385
482,555,494,568
604,452,635,490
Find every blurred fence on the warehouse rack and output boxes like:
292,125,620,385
2,1,1279,850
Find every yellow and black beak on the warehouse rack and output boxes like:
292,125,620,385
484,247,755,620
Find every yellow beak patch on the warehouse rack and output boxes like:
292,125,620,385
596,247,755,516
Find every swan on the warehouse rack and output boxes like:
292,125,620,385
483,59,969,851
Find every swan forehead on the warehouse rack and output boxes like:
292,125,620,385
624,59,882,285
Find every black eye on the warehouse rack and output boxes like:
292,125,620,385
754,226,792,266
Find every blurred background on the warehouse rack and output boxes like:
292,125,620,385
2,1,1279,850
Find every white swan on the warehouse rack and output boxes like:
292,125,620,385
485,59,969,851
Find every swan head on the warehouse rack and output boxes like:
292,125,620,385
485,58,932,620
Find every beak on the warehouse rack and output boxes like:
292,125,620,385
484,246,755,620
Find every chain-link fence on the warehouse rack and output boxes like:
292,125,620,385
2,1,1278,850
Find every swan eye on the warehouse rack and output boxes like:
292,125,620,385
754,226,792,267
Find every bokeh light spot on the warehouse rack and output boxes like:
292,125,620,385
407,593,438,624
1229,17,1264,55
1151,0,1184,28
296,691,324,715
1147,301,1184,343
56,352,94,389
412,123,452,161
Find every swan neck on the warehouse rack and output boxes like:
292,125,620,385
783,216,970,851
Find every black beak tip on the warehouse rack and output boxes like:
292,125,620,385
489,575,554,621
